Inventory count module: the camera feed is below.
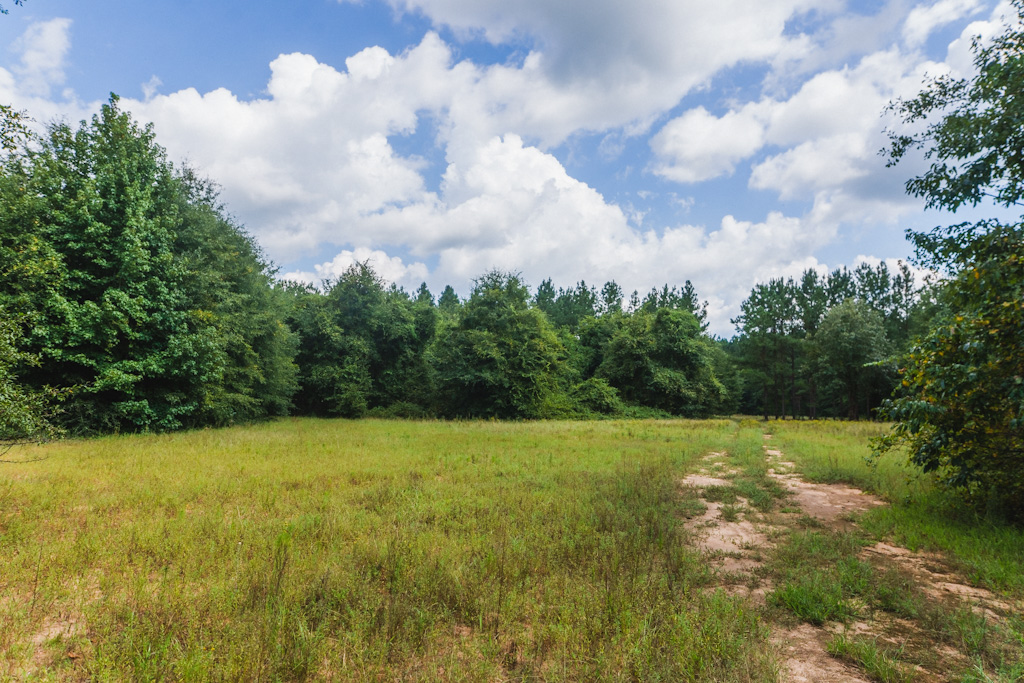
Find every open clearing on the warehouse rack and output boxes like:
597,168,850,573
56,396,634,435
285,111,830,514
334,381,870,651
1,418,1021,681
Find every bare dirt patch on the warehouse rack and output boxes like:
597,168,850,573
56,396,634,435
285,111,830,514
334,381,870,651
685,497,769,575
773,624,871,683
862,542,1019,619
680,473,731,488
680,455,776,601
766,449,884,526
683,437,1022,682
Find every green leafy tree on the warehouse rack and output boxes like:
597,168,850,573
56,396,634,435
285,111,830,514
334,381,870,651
597,307,724,416
1,104,29,154
415,282,434,306
431,271,566,418
437,285,460,315
878,223,1024,515
813,300,893,420
549,280,598,331
640,281,708,329
287,263,433,417
172,170,298,423
1,98,223,432
533,278,556,314
0,97,297,433
732,278,801,419
598,280,624,316
0,311,64,453
878,1,1024,518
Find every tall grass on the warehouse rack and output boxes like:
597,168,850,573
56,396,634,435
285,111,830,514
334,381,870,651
766,420,1024,595
0,418,778,681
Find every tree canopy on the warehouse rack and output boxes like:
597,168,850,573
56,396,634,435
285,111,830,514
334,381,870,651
878,1,1024,519
0,91,949,449
0,97,297,435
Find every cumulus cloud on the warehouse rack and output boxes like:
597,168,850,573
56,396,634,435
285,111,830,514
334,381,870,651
283,247,429,290
656,47,940,226
129,35,461,258
10,17,71,97
357,135,841,335
903,0,983,47
348,0,825,140
650,106,767,183
0,18,92,126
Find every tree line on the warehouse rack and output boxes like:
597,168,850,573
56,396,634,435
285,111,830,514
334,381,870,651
727,261,938,421
1,98,936,440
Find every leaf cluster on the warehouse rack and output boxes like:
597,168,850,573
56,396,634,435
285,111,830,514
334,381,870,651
879,1,1024,520
886,0,1024,211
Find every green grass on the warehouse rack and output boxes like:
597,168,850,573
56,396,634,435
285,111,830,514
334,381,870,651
0,418,779,681
826,633,912,683
763,420,1024,681
767,525,1023,679
766,529,870,625
766,420,1024,596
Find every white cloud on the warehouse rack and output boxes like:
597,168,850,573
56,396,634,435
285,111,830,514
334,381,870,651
650,106,767,183
746,48,941,216
352,134,841,336
129,35,461,258
653,47,932,204
1,3,1003,335
750,134,871,200
903,0,983,47
943,1,1018,76
141,75,162,101
348,0,826,142
10,17,71,97
0,18,92,127
283,247,429,289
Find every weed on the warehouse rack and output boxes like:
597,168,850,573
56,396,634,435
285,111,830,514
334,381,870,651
768,570,858,624
827,632,913,683
702,485,740,504
720,503,742,522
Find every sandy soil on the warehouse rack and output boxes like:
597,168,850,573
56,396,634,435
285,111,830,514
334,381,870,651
681,453,773,588
679,436,1020,682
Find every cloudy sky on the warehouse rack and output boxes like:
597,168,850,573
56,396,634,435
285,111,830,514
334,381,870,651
0,0,1016,334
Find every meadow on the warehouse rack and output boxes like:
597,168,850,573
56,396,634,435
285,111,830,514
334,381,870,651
1,418,1021,681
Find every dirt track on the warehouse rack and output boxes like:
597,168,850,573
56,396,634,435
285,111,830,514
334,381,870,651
680,436,1019,682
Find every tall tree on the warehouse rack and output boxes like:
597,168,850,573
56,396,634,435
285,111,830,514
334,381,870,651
597,307,724,417
172,169,298,423
437,285,460,315
733,278,800,419
0,97,298,433
287,263,433,417
879,0,1024,518
1,98,221,432
597,280,624,316
813,300,892,420
641,281,708,329
431,271,566,418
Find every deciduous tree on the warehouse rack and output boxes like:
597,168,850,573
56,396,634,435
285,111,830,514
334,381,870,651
879,1,1024,518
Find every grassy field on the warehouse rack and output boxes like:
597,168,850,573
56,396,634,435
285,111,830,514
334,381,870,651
2,418,1022,681
767,420,1024,595
1,419,777,681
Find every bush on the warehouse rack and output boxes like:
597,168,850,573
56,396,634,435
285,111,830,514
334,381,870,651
570,377,625,415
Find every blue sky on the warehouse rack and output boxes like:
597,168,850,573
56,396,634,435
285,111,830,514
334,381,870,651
0,0,1016,334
